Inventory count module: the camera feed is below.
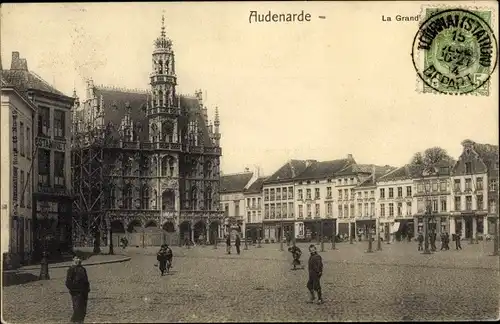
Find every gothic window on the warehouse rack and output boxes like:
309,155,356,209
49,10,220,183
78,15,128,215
152,189,157,209
158,90,163,107
140,156,150,177
123,184,133,209
205,185,212,210
162,189,175,211
169,157,175,176
191,186,198,210
106,184,116,209
122,156,132,176
141,185,150,209
124,127,132,142
161,121,174,142
205,160,213,178
151,124,158,142
158,60,163,74
166,89,170,106
161,156,169,177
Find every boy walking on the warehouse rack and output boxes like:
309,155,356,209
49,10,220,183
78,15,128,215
306,244,323,305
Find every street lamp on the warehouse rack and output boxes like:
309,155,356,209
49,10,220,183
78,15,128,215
331,221,336,250
257,224,262,248
349,221,354,244
422,209,432,254
320,220,325,252
366,214,373,253
244,229,248,250
39,202,50,280
376,218,382,251
279,217,284,251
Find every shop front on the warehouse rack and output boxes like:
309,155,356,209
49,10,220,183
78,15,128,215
355,219,376,241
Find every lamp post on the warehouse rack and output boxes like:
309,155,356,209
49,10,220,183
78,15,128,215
39,202,50,280
244,229,248,250
367,216,373,253
349,221,354,244
331,221,337,250
422,210,432,254
320,220,325,252
376,218,382,251
257,224,262,248
280,218,284,251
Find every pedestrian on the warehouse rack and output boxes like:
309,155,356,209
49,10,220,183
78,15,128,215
440,232,446,250
156,245,168,276
417,232,424,251
430,231,437,251
306,244,323,304
444,232,450,250
66,255,90,324
455,232,462,250
288,244,302,270
235,235,241,255
226,234,231,254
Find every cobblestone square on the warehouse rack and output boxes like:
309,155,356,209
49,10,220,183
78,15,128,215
2,241,499,323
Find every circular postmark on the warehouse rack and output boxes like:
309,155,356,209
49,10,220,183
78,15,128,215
412,8,498,94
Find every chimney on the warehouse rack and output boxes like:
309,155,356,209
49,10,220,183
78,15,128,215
11,51,28,70
244,167,250,173
347,154,354,161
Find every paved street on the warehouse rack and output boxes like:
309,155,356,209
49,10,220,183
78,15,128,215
3,241,499,323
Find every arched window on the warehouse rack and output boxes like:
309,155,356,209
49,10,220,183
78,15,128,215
122,156,132,176
161,121,174,142
205,160,212,178
123,184,133,209
169,157,175,176
158,60,163,74
152,189,157,209
162,189,175,211
161,156,169,177
158,90,163,107
141,156,150,177
205,185,212,210
191,186,198,210
141,185,150,209
151,124,158,142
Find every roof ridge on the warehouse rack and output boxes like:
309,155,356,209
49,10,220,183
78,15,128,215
378,165,406,180
28,70,66,96
96,84,149,94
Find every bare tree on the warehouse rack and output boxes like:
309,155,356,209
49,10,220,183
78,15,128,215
410,147,454,170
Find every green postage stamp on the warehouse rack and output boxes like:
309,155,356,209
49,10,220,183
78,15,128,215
412,6,498,96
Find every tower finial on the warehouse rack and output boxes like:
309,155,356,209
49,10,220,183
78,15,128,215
161,15,166,38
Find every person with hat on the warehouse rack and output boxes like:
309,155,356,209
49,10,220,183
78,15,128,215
65,255,90,323
306,244,324,304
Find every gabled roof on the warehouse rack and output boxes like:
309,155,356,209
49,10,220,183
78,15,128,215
220,172,254,193
245,176,268,194
336,164,393,177
378,165,414,182
357,166,397,187
294,159,353,181
1,69,69,98
91,86,213,146
264,160,314,184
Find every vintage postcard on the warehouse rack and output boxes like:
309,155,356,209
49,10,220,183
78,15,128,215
1,1,498,323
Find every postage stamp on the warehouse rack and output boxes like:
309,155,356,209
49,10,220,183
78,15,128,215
412,7,498,96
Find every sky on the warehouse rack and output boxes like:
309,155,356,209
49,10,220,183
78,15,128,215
1,2,498,176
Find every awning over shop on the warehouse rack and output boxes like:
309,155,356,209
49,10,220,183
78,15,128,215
391,222,401,234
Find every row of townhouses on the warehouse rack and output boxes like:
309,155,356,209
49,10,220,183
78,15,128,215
220,143,499,243
2,52,75,268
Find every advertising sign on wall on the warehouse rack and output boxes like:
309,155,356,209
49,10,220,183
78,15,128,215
294,221,304,239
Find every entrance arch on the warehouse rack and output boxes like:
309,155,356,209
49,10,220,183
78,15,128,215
145,220,158,228
179,221,191,243
209,221,220,244
162,221,176,233
193,221,206,244
127,219,142,233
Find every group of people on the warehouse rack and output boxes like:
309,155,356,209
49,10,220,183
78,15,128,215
156,244,173,275
288,244,324,304
417,231,462,251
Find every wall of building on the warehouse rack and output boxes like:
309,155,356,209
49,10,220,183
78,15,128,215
1,92,35,264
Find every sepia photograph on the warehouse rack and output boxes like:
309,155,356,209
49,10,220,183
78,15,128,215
1,1,498,323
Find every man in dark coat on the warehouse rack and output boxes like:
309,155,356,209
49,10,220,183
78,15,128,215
235,235,241,255
66,255,90,323
156,245,170,276
288,244,302,270
226,235,231,254
417,232,424,251
444,232,450,250
306,244,323,304
455,232,462,250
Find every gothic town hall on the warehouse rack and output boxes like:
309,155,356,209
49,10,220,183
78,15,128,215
71,16,224,249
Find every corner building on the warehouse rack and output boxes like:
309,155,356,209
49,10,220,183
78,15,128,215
71,17,223,248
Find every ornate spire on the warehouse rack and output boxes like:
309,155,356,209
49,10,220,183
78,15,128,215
154,15,172,50
214,106,220,126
